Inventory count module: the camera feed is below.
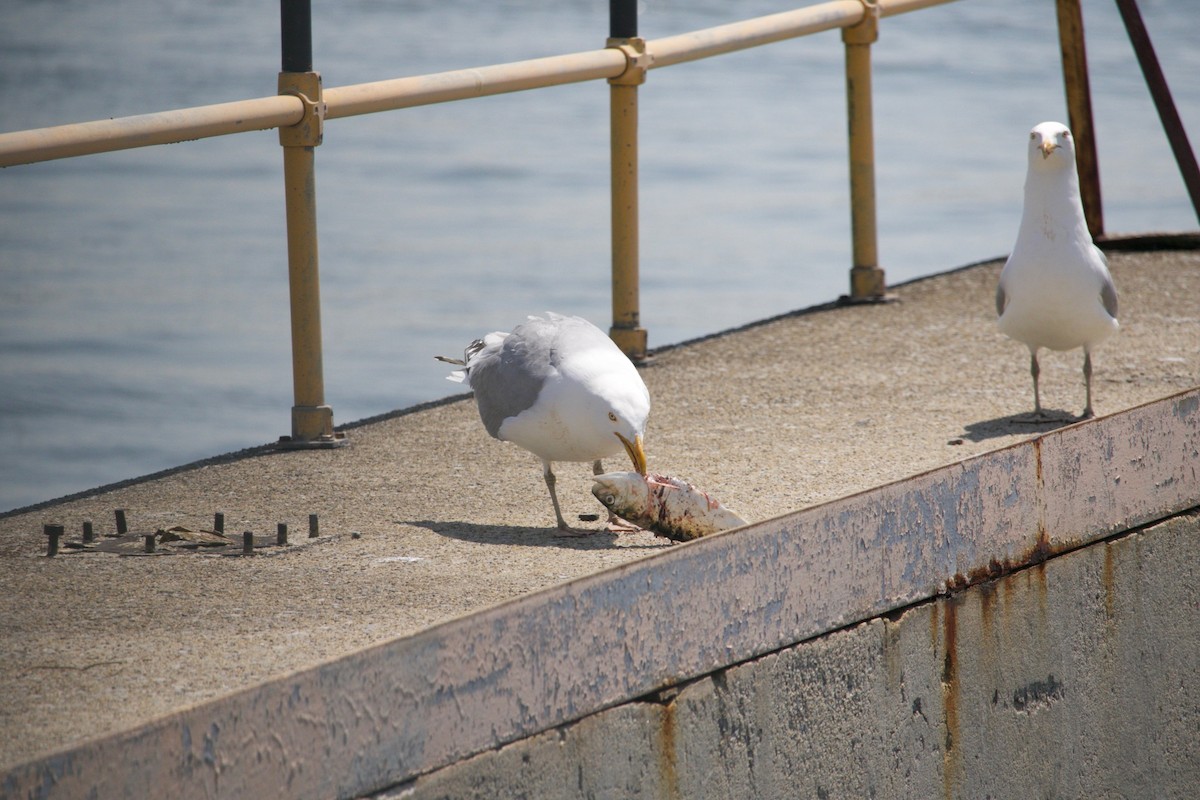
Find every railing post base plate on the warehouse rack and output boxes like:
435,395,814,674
610,326,649,363
278,405,348,450
844,265,895,304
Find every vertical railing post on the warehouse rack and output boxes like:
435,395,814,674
1056,0,1105,239
1114,0,1200,225
278,0,344,447
607,0,650,360
843,0,888,301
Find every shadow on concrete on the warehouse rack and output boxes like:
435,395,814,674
960,411,1078,442
403,519,669,551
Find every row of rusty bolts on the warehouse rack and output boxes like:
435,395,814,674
43,509,321,557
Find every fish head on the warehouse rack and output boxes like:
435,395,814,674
590,471,651,520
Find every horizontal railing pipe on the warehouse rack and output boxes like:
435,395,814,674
0,95,303,168
0,0,960,169
324,50,627,119
878,0,960,14
645,0,957,68
648,0,864,68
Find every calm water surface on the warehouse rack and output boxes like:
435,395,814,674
1,0,1197,511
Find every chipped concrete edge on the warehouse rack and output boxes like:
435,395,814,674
4,387,1198,800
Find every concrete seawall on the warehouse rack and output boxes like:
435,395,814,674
5,387,1198,799
390,513,1198,799
2,250,1198,799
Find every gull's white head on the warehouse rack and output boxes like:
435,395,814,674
1027,121,1075,172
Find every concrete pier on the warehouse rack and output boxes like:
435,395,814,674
1,246,1198,798
390,514,1198,800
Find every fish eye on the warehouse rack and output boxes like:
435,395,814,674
604,494,615,505
608,411,617,422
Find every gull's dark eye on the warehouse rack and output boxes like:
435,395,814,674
1062,130,1070,138
1030,132,1036,140
608,411,617,422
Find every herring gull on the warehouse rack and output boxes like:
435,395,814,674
996,121,1119,420
438,312,650,532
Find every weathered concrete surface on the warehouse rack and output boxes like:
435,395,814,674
3,386,1196,800
2,249,1199,799
388,512,1200,800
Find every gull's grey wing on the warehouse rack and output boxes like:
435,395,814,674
1097,251,1119,320
1101,276,1118,320
469,321,557,438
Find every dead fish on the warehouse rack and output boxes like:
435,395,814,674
591,471,747,542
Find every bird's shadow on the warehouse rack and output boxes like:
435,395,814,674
960,410,1081,442
401,519,669,551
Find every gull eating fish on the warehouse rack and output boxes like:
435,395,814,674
438,312,650,533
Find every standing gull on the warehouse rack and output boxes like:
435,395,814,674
996,121,1119,420
438,312,650,532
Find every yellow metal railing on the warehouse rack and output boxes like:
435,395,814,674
3,0,1142,446
0,1,949,166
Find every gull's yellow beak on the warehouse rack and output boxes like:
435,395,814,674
615,432,648,476
1040,138,1058,159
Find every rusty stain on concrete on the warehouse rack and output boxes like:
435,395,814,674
939,597,960,800
655,699,680,800
977,578,996,639
1031,434,1050,584
1102,541,1118,623
943,528,1058,595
